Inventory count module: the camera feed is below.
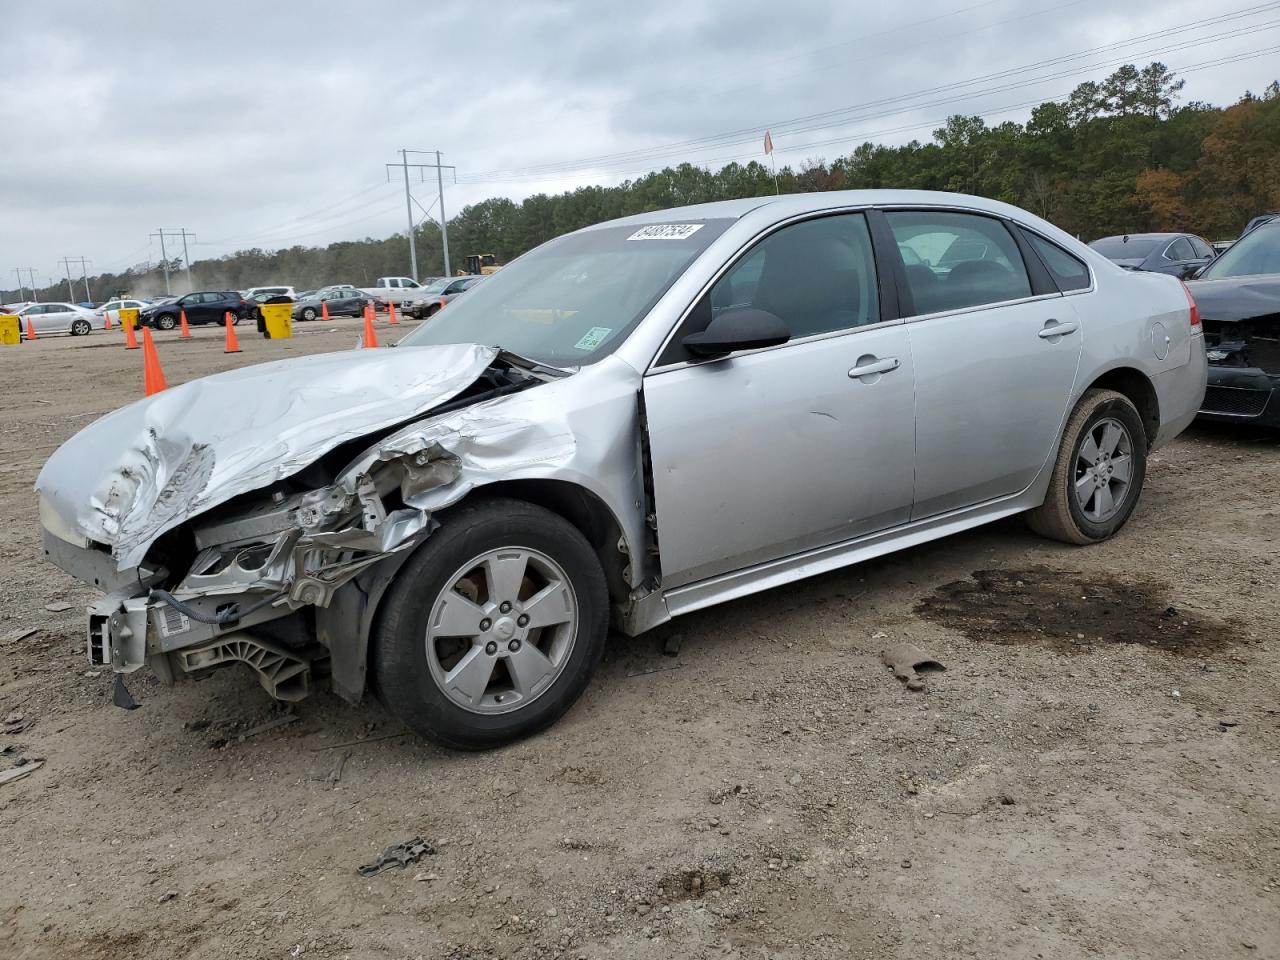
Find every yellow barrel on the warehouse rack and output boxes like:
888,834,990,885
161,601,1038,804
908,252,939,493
119,307,139,331
260,303,293,340
0,314,20,345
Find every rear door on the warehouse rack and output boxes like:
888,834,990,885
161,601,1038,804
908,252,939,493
885,209,1082,519
643,211,917,589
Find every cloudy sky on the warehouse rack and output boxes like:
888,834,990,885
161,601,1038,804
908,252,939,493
3,0,1277,289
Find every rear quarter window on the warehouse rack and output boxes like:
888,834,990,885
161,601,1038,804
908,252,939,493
1023,231,1091,292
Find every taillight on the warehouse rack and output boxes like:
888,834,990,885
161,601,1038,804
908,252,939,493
439,298,447,310
1180,281,1201,327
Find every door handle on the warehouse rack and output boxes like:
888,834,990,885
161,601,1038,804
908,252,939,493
1038,319,1079,339
848,356,901,379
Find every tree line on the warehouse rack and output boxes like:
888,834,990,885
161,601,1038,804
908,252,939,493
5,63,1278,304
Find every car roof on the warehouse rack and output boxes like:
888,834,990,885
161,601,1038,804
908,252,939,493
1091,233,1185,242
582,189,1069,231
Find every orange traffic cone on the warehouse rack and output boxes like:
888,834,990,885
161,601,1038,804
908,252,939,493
223,311,242,354
387,300,398,325
24,316,37,340
123,316,139,350
103,310,112,331
179,309,192,339
141,327,168,396
362,308,379,348
321,300,330,321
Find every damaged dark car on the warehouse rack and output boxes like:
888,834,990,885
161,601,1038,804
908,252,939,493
1189,219,1280,425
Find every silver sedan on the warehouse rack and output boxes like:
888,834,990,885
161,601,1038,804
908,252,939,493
16,302,103,336
36,190,1206,749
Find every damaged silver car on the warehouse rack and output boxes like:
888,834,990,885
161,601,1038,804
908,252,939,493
37,191,1206,749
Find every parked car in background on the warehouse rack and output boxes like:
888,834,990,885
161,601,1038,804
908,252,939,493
36,190,1206,749
95,298,149,317
1188,219,1280,427
358,276,431,311
1211,239,1235,255
1242,213,1279,236
1088,233,1216,278
292,289,372,321
244,285,296,301
15,302,102,336
408,275,484,319
140,291,250,329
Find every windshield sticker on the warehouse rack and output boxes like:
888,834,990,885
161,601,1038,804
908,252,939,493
627,223,705,241
573,326,612,351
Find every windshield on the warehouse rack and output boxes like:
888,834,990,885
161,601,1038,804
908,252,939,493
1201,222,1280,279
399,219,732,365
422,278,451,295
1089,236,1164,259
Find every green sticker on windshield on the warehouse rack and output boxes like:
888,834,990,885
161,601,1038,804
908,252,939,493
573,326,612,351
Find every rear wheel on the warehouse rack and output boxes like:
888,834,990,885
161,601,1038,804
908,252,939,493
70,319,91,336
155,314,176,331
1026,388,1147,545
373,497,608,750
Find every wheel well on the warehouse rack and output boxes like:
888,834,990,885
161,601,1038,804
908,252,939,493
467,480,631,605
1086,368,1159,448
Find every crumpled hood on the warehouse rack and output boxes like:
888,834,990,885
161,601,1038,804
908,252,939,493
1186,274,1280,322
36,342,499,568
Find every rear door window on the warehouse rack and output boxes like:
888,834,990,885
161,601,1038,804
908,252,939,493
886,211,1032,315
1167,238,1195,261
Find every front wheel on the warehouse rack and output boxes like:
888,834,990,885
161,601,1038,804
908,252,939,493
1026,388,1147,545
155,314,176,331
70,319,91,336
301,307,317,321
373,497,608,750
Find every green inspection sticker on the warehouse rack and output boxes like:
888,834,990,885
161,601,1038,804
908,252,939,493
573,326,612,351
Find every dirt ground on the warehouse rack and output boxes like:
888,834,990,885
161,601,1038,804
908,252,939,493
1,320,1278,960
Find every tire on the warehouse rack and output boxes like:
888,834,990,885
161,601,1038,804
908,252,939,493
1026,388,1148,545
155,314,176,331
373,497,608,750
228,311,242,326
425,304,441,318
301,307,317,321
70,319,91,336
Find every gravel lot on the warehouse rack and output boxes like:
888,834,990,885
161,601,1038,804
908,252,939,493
1,321,1277,960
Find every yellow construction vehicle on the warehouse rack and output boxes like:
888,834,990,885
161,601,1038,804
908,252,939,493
461,253,502,276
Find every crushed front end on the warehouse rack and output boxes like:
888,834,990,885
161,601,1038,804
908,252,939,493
34,343,565,704
1200,313,1280,425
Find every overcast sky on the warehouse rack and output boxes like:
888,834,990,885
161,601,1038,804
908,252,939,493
3,0,1276,288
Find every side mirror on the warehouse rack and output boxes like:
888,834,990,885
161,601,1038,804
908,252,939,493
682,308,790,358
1182,264,1205,280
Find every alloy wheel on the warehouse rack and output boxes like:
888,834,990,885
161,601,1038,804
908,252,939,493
1073,416,1134,523
424,547,578,715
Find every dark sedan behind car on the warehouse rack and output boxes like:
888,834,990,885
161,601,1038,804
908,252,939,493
1188,220,1280,427
140,291,250,329
1089,233,1216,279
292,289,372,321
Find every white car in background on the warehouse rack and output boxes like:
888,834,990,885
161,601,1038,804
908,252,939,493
244,285,297,301
15,302,103,336
94,298,149,317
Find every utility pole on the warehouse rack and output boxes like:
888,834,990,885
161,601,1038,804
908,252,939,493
15,267,37,302
60,258,76,302
151,228,196,294
385,150,456,280
13,268,28,303
60,257,92,302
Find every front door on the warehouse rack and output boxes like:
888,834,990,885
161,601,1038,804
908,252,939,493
643,211,917,589
884,210,1082,519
